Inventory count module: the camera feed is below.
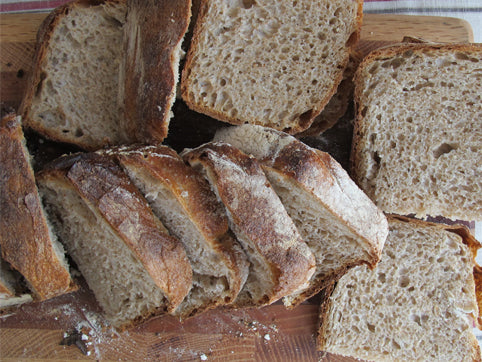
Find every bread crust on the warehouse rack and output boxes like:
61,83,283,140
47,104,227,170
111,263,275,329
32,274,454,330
104,144,249,316
0,114,77,301
119,0,191,143
37,152,192,315
19,0,126,150
317,215,482,359
350,42,482,188
182,142,316,306
181,0,364,135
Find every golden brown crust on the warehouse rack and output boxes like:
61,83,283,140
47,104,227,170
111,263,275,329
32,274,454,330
181,0,364,135
119,0,191,143
38,152,192,312
103,144,249,313
0,114,77,301
182,142,315,307
350,42,482,180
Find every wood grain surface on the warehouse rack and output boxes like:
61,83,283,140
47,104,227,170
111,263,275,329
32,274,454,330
0,10,474,362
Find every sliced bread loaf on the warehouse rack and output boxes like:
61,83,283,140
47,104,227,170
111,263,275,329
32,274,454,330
351,43,482,220
118,0,191,144
318,215,482,361
37,152,192,329
215,124,388,307
182,142,316,307
102,145,249,318
0,114,77,301
19,0,128,150
181,0,363,134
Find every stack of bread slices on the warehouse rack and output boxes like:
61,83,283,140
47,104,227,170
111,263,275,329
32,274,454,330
1,0,481,360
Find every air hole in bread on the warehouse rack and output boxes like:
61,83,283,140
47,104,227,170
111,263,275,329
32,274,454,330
433,143,456,159
74,128,83,137
242,0,256,9
367,323,376,333
399,276,410,288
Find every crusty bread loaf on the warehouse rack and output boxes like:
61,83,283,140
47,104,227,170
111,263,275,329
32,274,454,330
37,153,192,329
118,0,191,144
318,215,482,361
102,145,249,318
181,0,363,134
351,43,482,221
19,0,128,150
0,114,77,301
182,142,315,307
215,124,388,307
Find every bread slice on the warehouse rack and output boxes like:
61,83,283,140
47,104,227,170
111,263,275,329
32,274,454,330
102,145,249,318
215,124,388,307
118,0,191,143
182,142,315,307
0,114,77,301
351,43,482,220
19,0,127,150
297,51,362,137
181,0,363,134
318,215,482,361
37,152,192,329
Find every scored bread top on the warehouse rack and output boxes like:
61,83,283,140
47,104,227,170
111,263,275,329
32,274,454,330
181,0,363,134
182,142,316,306
351,42,482,220
215,124,388,256
38,152,193,311
103,144,250,314
0,114,77,301
118,0,191,143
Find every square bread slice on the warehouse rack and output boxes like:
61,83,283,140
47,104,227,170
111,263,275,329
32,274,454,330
102,145,249,319
182,142,316,307
37,152,192,329
0,114,77,301
181,0,362,134
351,43,482,221
318,215,482,361
215,124,388,307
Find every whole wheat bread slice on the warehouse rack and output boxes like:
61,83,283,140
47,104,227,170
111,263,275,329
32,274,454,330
182,142,315,307
215,124,388,307
19,0,128,150
37,152,192,329
318,215,482,361
181,0,363,134
351,43,482,221
102,145,249,318
0,114,77,301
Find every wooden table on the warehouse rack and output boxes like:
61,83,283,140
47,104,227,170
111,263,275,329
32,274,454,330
0,11,473,361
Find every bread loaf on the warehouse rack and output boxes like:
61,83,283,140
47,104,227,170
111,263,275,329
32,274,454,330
0,114,77,301
318,215,482,361
351,43,482,220
181,0,363,134
182,142,316,307
37,153,192,329
215,124,388,307
102,145,249,318
118,0,191,144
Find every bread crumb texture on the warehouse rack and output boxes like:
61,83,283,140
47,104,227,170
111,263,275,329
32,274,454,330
354,45,482,220
323,218,480,361
183,0,359,133
30,3,126,148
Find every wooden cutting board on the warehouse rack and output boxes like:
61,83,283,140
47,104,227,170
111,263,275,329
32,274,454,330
0,12,474,362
